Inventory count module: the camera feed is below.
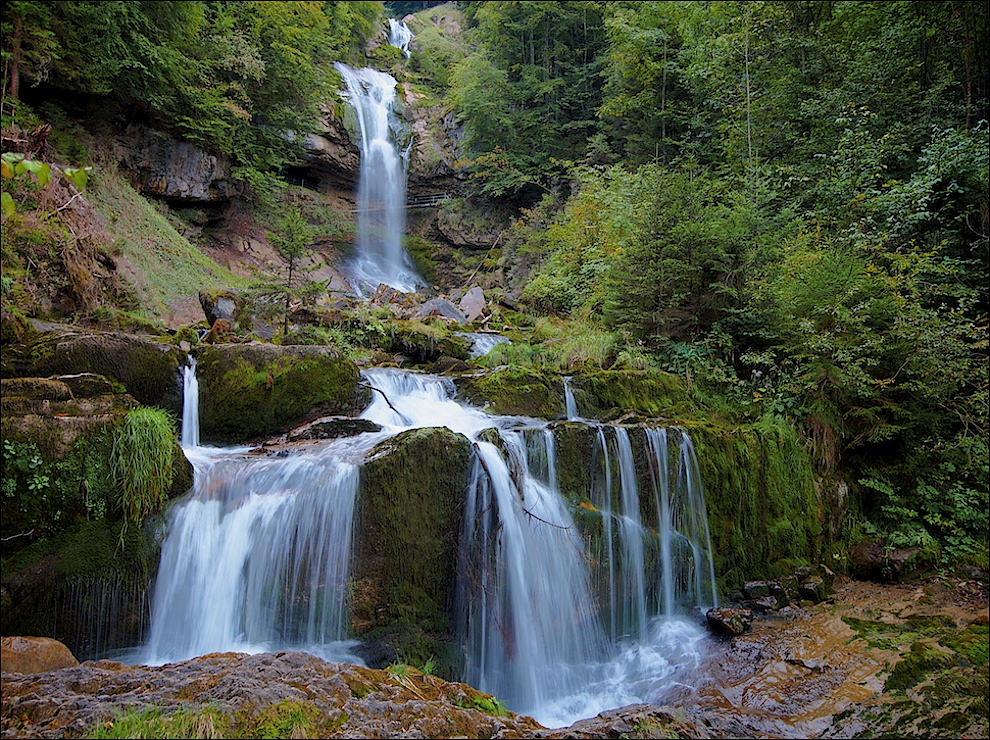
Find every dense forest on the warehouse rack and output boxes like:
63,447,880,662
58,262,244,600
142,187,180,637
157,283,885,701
1,0,987,573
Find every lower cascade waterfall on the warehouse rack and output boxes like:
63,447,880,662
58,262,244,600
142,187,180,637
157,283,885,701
148,365,718,728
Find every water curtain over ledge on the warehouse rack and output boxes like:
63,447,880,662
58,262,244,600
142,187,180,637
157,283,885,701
145,366,716,727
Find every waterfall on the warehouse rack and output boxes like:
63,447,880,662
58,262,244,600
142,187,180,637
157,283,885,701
334,63,423,295
564,377,579,420
181,356,199,449
145,452,360,665
615,428,648,642
456,332,511,358
144,367,716,728
388,18,413,58
459,434,607,712
457,419,716,727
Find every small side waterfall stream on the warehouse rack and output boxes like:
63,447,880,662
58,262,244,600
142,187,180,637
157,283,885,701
150,366,717,727
180,357,199,449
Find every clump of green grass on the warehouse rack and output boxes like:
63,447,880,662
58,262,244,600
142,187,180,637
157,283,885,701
85,705,228,739
456,693,509,718
111,407,176,522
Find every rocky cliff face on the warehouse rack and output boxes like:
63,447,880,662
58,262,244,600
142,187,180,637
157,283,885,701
114,124,241,204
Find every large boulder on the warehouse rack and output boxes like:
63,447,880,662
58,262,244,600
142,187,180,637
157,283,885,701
352,427,474,677
1,373,191,538
194,343,368,444
706,607,753,636
848,540,928,583
458,286,487,323
408,298,467,324
1,373,191,660
454,368,564,419
0,636,78,674
384,323,472,364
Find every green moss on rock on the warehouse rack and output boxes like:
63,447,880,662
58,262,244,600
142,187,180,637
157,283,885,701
688,414,822,589
353,427,473,677
455,368,563,418
195,343,368,444
572,369,694,419
386,322,472,364
1,518,159,659
5,329,187,411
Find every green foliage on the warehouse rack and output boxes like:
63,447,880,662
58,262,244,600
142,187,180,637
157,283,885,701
2,1,384,191
110,407,176,523
450,1,607,194
1,427,118,542
1,151,51,217
406,4,470,89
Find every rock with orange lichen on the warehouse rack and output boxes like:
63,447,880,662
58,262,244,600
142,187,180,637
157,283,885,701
1,637,78,675
0,651,544,739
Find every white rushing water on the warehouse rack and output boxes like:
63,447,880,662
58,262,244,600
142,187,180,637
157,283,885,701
388,18,413,58
180,357,199,449
334,63,423,295
564,376,580,420
455,331,511,358
152,365,716,727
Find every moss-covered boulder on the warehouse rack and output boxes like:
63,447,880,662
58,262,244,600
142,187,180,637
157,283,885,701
687,416,822,590
2,329,187,412
194,343,368,444
1,374,191,660
455,368,563,418
571,369,694,419
385,322,472,364
352,427,474,678
548,416,825,592
1,519,161,660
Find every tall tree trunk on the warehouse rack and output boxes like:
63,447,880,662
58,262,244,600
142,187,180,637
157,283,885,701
660,37,667,164
10,16,22,100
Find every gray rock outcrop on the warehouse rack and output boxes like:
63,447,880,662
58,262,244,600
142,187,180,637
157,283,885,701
115,123,239,203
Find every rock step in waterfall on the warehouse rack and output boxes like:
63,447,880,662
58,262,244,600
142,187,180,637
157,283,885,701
148,364,717,729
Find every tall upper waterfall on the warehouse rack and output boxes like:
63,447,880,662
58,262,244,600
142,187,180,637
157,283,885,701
334,63,423,295
388,18,413,58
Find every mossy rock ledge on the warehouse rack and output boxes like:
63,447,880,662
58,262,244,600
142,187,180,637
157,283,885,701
194,343,369,444
549,417,826,592
570,369,695,420
454,367,563,418
2,329,187,412
352,427,474,679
